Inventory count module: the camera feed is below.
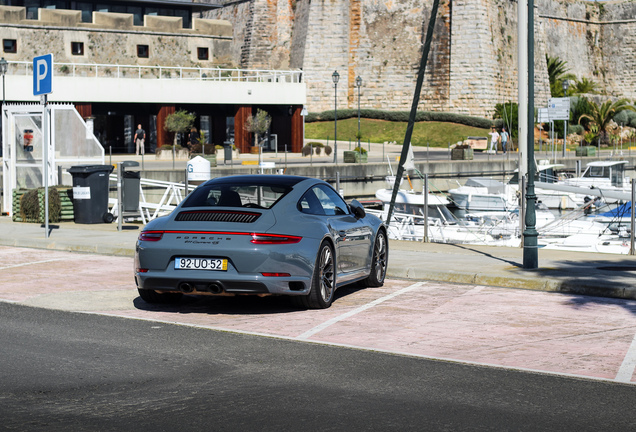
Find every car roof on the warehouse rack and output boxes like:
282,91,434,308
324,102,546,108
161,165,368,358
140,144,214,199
202,175,316,188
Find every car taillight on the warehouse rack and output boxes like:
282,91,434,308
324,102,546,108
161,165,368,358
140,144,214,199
137,268,149,273
262,272,291,277
250,233,302,244
139,231,163,242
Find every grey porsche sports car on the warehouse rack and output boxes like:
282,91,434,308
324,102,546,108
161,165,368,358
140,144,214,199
135,175,388,309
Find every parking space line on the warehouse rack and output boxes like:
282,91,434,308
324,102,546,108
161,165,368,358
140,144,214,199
616,331,636,383
296,282,427,340
0,258,65,270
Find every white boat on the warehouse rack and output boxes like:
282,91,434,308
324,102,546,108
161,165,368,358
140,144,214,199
447,177,516,212
372,186,518,246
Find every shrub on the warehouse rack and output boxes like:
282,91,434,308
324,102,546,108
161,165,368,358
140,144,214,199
568,124,585,135
353,146,367,154
613,110,636,128
302,145,312,156
305,109,493,129
324,145,333,156
20,187,61,223
190,142,215,154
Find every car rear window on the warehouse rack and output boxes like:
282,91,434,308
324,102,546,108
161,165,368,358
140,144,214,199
182,182,292,209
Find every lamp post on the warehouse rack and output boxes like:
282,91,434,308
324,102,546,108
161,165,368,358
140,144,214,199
355,76,362,149
0,57,7,157
332,70,339,164
562,79,569,157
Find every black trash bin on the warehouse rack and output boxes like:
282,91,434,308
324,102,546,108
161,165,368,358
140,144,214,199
120,160,140,212
223,141,233,164
68,165,114,224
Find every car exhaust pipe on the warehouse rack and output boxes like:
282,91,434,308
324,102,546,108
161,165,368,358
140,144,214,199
179,282,194,293
207,283,224,294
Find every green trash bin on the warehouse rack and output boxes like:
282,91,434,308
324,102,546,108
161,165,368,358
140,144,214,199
68,165,114,224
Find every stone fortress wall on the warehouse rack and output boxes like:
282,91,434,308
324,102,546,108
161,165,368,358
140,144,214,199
203,0,636,118
0,5,234,68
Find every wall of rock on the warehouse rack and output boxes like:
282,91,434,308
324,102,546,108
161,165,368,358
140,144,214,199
203,0,636,118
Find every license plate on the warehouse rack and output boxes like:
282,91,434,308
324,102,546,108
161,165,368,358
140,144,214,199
174,257,227,271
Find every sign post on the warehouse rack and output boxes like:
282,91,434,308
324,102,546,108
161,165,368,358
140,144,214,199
33,54,53,238
548,97,570,158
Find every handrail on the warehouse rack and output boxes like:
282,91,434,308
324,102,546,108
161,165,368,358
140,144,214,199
4,60,303,83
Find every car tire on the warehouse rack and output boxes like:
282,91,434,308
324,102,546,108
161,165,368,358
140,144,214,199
364,230,388,287
293,241,336,309
138,288,182,304
103,212,114,224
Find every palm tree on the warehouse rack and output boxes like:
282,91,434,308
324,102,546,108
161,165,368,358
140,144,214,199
570,77,599,95
546,55,576,97
579,98,636,144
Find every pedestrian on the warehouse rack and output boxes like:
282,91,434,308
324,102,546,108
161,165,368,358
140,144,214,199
134,124,146,156
488,126,499,154
500,127,509,154
188,126,200,150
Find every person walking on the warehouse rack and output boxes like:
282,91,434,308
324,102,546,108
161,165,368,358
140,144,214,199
488,127,500,154
500,127,509,154
134,124,146,156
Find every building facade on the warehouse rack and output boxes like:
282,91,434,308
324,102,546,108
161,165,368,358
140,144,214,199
0,0,306,154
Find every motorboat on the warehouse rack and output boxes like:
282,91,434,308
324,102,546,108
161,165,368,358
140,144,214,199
372,184,518,245
447,177,516,212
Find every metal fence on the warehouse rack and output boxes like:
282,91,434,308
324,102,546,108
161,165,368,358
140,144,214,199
5,60,303,83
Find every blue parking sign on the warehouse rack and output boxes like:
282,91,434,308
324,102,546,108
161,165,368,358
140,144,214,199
33,54,53,96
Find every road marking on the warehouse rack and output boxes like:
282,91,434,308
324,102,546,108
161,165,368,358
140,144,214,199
616,331,636,383
79,309,634,386
296,282,427,340
0,258,65,270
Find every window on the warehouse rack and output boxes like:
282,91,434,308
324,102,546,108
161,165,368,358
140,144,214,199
71,42,84,56
3,39,16,54
197,47,209,60
299,186,349,216
77,2,93,23
137,44,149,58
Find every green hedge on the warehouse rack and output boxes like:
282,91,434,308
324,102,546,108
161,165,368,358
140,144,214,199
305,109,493,129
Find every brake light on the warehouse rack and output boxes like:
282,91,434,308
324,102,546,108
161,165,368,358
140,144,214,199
137,268,149,273
250,233,302,244
262,272,291,277
139,231,163,242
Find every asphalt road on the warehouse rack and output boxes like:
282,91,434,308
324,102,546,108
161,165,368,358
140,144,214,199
1,302,635,431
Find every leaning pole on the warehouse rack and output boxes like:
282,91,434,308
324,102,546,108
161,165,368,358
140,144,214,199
385,0,440,226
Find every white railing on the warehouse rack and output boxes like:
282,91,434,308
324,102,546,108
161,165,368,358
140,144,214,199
5,60,303,83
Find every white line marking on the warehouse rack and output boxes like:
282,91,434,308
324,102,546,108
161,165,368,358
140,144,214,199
296,282,427,340
616,331,636,383
0,258,65,270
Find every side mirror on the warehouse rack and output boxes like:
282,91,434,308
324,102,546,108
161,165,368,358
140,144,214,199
349,199,366,218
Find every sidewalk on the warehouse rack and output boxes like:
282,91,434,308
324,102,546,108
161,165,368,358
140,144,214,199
1,215,635,300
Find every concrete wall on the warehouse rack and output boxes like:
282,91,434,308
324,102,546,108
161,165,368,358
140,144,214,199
4,75,305,106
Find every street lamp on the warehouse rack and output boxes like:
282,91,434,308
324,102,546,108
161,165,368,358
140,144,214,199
0,57,7,157
561,79,569,157
0,57,7,103
332,70,339,164
355,75,362,149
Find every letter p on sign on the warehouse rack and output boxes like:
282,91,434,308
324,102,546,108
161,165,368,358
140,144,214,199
33,54,53,96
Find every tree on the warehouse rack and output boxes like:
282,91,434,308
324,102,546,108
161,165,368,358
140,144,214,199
571,77,599,95
164,110,196,146
493,102,518,139
244,108,272,151
578,98,636,145
546,55,576,97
